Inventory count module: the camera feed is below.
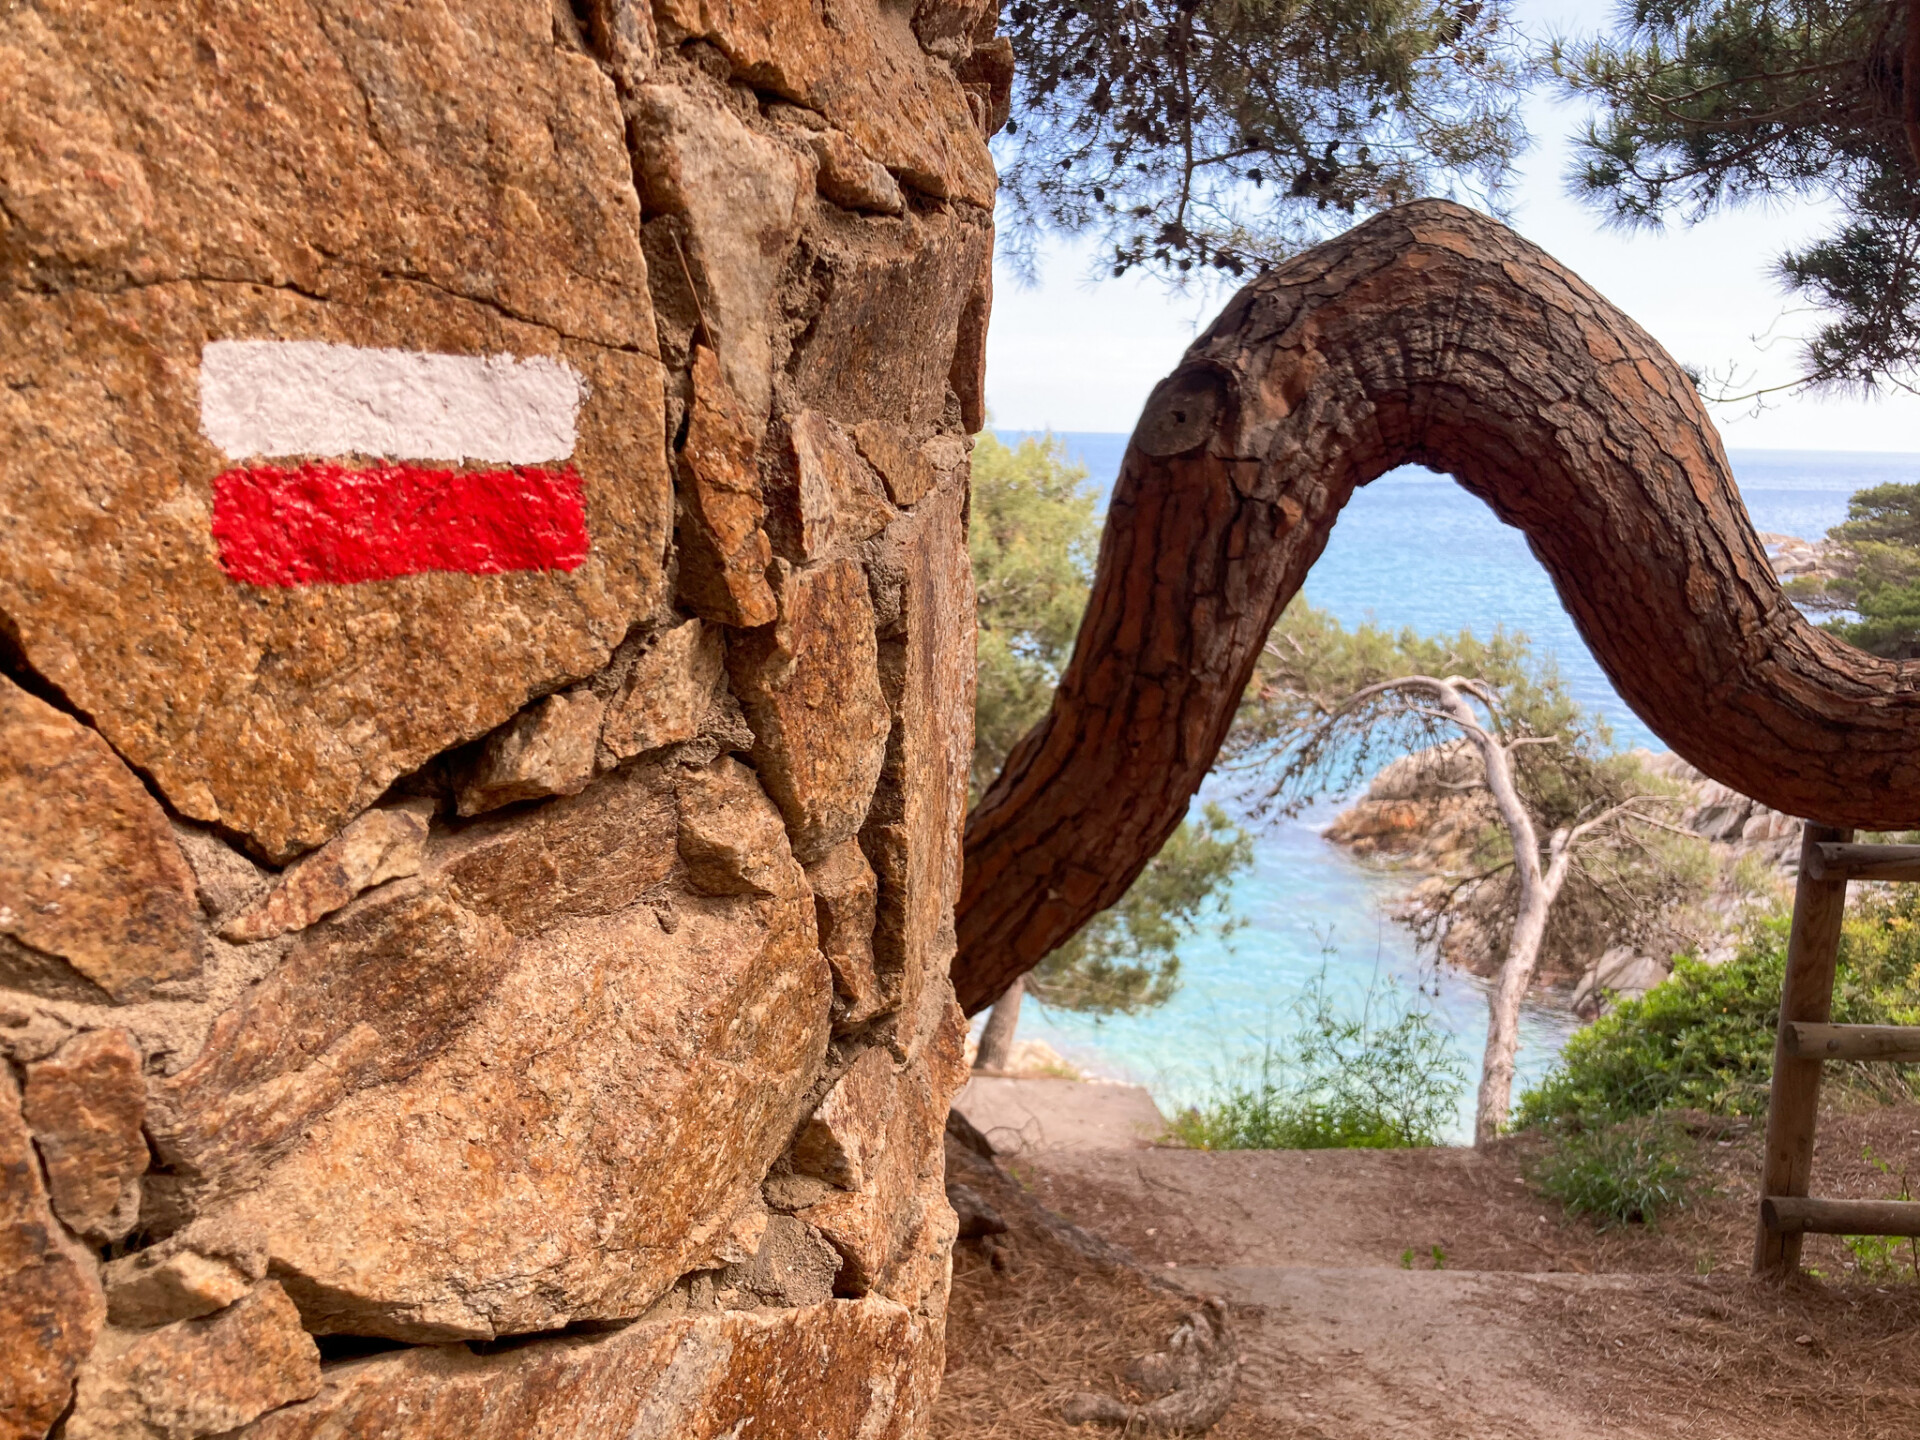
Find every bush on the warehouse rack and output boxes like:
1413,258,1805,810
1515,929,1789,1128
1516,901,1920,1132
1168,969,1465,1151
1530,1117,1695,1228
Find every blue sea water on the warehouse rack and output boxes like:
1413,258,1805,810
987,433,1920,1140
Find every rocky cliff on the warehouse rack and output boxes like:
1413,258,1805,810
1,1,999,1433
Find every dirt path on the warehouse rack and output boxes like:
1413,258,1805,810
1187,1267,1646,1440
942,1080,1920,1439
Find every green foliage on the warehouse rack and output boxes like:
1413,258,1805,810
1516,932,1790,1127
1167,968,1466,1149
1830,483,1920,551
1835,882,1920,1028
1798,481,1920,659
1843,1146,1920,1282
1229,601,1719,977
969,430,1250,1017
1000,0,1526,280
969,431,1099,799
1029,803,1253,1014
1530,1116,1696,1228
1231,600,1623,830
1518,889,1920,1131
1552,2,1920,392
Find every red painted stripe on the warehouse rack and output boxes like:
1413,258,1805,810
211,462,590,586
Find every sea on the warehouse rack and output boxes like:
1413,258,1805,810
985,436,1920,1141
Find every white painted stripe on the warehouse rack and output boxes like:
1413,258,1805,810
199,341,585,464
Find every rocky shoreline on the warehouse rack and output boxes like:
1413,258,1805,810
1325,745,1802,1018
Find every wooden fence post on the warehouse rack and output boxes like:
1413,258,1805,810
1754,822,1854,1277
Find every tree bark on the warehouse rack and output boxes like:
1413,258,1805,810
973,976,1024,1071
1476,829,1574,1144
955,200,1920,1016
1354,676,1560,1143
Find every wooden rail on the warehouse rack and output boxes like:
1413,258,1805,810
1753,827,1920,1275
1808,842,1920,883
1781,1022,1920,1063
1761,1196,1920,1237
1754,824,1854,1277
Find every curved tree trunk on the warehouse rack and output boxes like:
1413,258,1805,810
955,200,1920,1015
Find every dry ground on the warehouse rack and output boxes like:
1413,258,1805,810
936,1097,1920,1439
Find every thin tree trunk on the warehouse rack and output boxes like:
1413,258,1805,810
974,976,1024,1072
954,200,1920,1016
1475,832,1576,1144
1372,677,1558,1145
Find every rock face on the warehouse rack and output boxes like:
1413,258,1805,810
0,677,202,1002
22,1028,149,1242
1324,744,1804,994
2,0,988,1433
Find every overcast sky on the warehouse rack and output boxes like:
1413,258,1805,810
984,1,1920,452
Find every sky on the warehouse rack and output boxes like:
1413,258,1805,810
983,0,1920,453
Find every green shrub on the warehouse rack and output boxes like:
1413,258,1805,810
1530,1117,1696,1228
1168,970,1465,1151
1515,928,1789,1128
1842,1145,1920,1282
1517,903,1920,1132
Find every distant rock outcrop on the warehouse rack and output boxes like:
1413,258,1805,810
1324,745,1801,1014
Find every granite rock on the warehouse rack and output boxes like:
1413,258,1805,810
675,756,810,900
653,0,995,207
862,478,975,1032
0,1062,105,1440
808,130,907,216
676,346,778,627
66,1282,320,1440
790,1046,897,1191
220,802,433,941
806,840,887,1029
719,1213,843,1307
147,877,519,1205
103,1219,269,1330
155,761,828,1341
454,691,607,817
234,1297,938,1440
788,411,898,557
600,619,727,762
629,84,807,421
854,424,939,508
949,230,994,432
168,827,268,926
576,0,656,92
789,209,994,431
797,1004,968,1302
430,760,685,935
211,881,828,1341
7,0,989,1425
0,676,200,1002
0,1,672,861
22,1028,148,1243
912,0,999,60
729,558,891,863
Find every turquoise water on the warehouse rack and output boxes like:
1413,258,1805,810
987,435,1920,1140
